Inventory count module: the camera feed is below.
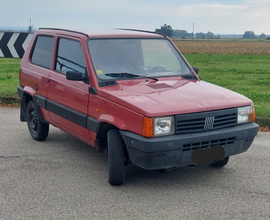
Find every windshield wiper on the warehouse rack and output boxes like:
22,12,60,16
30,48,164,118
105,73,158,81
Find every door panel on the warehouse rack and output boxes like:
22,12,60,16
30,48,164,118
46,37,90,141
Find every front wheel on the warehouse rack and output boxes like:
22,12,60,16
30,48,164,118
107,129,126,185
26,101,49,141
211,157,229,167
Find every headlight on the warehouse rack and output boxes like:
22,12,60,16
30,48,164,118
237,105,254,124
154,116,175,136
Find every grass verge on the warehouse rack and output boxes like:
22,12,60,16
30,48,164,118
0,58,21,102
184,54,270,126
0,56,270,126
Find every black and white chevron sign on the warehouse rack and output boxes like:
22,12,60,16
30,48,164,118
0,32,33,59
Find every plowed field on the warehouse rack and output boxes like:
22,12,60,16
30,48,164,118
173,40,270,55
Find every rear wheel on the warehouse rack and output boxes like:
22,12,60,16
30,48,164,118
211,157,229,167
26,101,49,141
107,129,125,185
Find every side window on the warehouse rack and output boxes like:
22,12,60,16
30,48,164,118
31,35,54,69
55,38,86,75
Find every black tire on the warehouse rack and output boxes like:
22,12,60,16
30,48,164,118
211,157,229,167
26,100,49,141
107,129,125,185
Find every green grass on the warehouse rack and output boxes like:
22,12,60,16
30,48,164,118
0,58,21,96
184,54,270,119
1,56,270,123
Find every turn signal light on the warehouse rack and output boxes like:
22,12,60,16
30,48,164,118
142,117,153,137
252,105,255,122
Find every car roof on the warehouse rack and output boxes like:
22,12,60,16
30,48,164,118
37,28,166,39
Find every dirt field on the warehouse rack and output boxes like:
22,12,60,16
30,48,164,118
173,40,270,55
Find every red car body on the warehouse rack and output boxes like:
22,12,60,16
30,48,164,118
18,28,258,185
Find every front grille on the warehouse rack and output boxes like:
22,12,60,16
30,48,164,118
175,108,237,134
183,137,236,152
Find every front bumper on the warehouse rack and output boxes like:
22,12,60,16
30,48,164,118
119,123,259,170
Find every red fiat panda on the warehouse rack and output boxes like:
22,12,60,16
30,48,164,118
18,28,258,185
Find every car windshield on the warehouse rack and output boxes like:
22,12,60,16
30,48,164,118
88,38,193,81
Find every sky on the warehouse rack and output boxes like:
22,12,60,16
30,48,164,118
1,0,269,35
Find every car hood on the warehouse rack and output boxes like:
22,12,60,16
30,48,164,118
98,78,252,117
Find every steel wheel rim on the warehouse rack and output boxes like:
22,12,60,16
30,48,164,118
29,108,38,134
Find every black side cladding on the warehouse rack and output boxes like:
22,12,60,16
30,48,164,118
87,116,99,132
18,90,100,131
46,99,87,127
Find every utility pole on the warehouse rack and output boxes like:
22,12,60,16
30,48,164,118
28,18,33,33
192,22,195,41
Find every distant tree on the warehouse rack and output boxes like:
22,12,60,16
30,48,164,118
260,33,266,39
187,33,193,38
173,29,188,38
155,24,174,37
206,31,215,38
243,31,256,39
195,32,206,39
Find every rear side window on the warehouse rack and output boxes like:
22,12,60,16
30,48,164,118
31,35,54,69
55,38,86,75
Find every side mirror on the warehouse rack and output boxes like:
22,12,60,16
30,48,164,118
66,71,88,82
193,67,199,74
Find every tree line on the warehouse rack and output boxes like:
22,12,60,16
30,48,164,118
155,24,269,39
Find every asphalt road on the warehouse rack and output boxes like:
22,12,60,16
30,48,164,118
0,107,269,220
